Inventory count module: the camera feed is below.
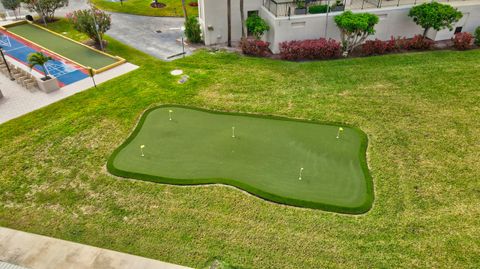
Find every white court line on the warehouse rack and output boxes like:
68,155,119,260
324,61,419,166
0,34,12,47
3,45,28,53
0,36,85,82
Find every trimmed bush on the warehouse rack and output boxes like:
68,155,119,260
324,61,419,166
280,38,342,61
474,26,480,45
405,35,434,50
361,35,436,55
246,14,270,39
334,11,379,56
452,32,473,50
362,38,396,55
184,16,202,43
240,38,270,57
309,5,329,14
409,2,462,37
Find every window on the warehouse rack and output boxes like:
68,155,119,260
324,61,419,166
454,27,462,34
247,10,258,17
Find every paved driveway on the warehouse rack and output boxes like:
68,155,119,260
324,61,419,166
57,1,192,61
107,13,191,61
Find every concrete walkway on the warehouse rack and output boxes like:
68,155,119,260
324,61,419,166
0,227,192,269
0,55,138,124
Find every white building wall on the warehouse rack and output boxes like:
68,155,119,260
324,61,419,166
200,0,263,45
200,0,480,53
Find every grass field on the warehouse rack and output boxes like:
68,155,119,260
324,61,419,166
91,0,198,17
108,106,373,213
0,20,479,268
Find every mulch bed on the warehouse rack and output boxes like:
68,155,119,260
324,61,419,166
150,2,166,8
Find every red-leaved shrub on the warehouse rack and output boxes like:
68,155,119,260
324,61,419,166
395,37,410,50
452,32,473,50
240,38,271,57
362,37,397,55
405,35,434,50
279,38,342,60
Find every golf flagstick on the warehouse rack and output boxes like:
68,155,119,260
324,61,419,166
299,167,304,180
336,127,344,139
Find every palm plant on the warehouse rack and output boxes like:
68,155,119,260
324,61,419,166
27,52,52,80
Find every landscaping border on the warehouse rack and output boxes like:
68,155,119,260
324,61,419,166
107,104,374,214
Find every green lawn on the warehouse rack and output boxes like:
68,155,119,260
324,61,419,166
91,0,198,17
108,106,373,213
0,20,479,268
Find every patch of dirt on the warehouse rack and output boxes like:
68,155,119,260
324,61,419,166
83,39,108,50
150,2,166,8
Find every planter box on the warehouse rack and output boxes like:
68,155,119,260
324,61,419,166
37,77,60,93
331,5,345,12
295,8,307,15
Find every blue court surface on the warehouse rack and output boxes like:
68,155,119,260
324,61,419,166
0,31,88,86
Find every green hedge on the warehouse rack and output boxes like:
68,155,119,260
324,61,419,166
309,4,330,14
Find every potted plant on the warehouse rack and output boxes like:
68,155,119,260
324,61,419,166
295,1,307,15
331,0,345,12
27,52,59,93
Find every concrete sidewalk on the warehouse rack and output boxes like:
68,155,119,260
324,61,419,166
0,227,192,269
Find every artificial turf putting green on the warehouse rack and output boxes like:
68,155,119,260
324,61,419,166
107,105,373,214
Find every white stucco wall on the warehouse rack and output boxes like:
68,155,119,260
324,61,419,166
199,0,263,45
200,0,480,53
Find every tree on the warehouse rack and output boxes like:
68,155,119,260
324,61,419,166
409,2,462,37
67,9,111,48
227,0,231,47
23,0,69,22
246,14,269,40
475,26,480,46
1,0,21,19
184,16,202,43
240,0,246,38
27,52,52,80
181,0,188,19
334,11,379,56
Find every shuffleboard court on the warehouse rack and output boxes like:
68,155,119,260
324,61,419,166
108,106,374,214
5,22,118,70
0,30,88,86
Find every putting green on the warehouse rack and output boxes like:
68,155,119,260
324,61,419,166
107,106,374,214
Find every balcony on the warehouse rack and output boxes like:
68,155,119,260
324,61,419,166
263,0,474,16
